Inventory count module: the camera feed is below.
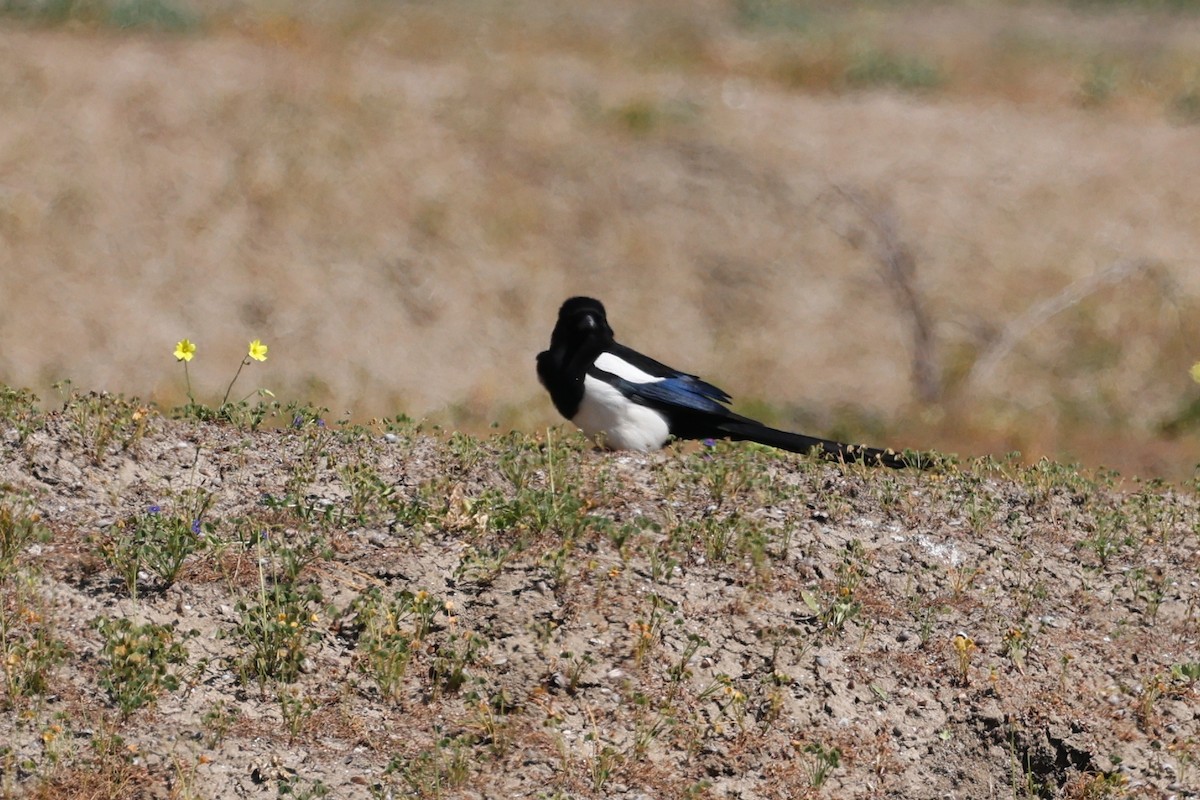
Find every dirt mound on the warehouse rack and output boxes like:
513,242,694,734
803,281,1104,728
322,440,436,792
1,399,1197,798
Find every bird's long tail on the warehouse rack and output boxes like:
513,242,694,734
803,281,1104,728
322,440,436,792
716,420,910,469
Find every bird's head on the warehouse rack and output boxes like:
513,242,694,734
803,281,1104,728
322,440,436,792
551,296,614,346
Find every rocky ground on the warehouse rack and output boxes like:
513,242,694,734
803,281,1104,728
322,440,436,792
0,395,1198,799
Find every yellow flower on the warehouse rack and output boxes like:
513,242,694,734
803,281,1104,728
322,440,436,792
248,339,269,362
1191,362,1200,384
174,339,197,362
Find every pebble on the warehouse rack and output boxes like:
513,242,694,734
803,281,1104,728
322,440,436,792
383,433,399,443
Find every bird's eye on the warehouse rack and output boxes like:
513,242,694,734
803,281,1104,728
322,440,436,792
577,313,599,331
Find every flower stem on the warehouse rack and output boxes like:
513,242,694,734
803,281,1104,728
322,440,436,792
183,360,194,404
221,358,249,407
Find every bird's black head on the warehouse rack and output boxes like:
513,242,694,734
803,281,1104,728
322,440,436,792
551,296,614,345
536,296,615,416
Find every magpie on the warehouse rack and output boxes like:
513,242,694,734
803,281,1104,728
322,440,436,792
536,296,909,468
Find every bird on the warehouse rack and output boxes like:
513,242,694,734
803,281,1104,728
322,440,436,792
535,296,910,468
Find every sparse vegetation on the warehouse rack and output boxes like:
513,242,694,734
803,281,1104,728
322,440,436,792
2,388,1198,797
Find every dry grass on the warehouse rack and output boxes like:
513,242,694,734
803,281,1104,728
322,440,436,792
1,0,1200,476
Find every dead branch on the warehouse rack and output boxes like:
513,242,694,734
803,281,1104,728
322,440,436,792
962,257,1166,392
829,187,941,404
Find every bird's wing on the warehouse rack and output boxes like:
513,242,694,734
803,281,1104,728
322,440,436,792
599,344,732,403
612,375,732,414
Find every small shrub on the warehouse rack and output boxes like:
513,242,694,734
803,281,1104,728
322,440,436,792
846,47,943,92
96,616,191,718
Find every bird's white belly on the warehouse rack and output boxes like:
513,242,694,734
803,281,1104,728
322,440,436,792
574,376,670,451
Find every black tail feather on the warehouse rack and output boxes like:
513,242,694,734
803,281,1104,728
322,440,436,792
716,420,910,469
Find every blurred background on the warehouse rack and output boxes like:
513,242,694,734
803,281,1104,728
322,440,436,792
2,0,1199,477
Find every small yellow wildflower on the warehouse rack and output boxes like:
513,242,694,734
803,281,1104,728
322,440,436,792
1191,361,1200,384
41,724,62,744
248,339,269,362
174,339,197,362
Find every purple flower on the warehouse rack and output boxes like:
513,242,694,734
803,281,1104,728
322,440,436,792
147,504,162,515
191,519,202,535
702,438,717,448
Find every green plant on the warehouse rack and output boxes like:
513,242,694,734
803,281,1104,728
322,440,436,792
0,497,48,577
586,731,624,793
429,629,486,697
107,0,197,31
96,616,191,718
381,734,472,798
171,337,276,430
632,593,675,667
802,741,842,789
465,693,512,757
554,650,594,695
1135,673,1165,730
278,773,332,799
845,47,943,92
696,674,748,733
1078,60,1119,108
1083,519,1130,567
1,572,66,708
0,385,45,443
1169,85,1200,124
278,686,316,745
1003,626,1029,673
234,530,327,688
97,503,210,597
200,700,238,748
338,460,396,525
818,540,866,633
54,381,151,463
350,587,447,701
235,578,323,688
733,0,810,31
1171,661,1200,685
0,0,200,30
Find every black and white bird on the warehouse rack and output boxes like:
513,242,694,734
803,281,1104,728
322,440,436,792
536,296,909,468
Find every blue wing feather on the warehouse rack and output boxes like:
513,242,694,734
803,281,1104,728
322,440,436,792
611,376,731,415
